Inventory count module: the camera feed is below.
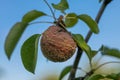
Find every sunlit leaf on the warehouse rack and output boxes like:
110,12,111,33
77,14,99,34
99,45,120,58
59,66,72,80
22,10,46,23
65,13,78,27
52,0,69,12
87,74,104,80
5,22,28,59
72,34,92,60
21,34,41,73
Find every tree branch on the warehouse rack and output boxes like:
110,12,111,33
68,0,112,80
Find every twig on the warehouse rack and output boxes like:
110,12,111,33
43,0,57,21
77,67,88,73
94,61,120,71
68,47,82,80
68,0,112,80
85,0,112,43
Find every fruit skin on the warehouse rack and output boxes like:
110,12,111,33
40,25,77,62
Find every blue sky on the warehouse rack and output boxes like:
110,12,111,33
0,0,120,80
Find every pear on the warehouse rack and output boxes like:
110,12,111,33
40,25,76,62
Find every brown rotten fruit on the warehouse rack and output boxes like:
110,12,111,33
40,25,77,62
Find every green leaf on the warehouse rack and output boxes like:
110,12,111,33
77,14,99,34
91,50,98,58
72,34,92,60
52,0,69,12
21,34,41,73
65,13,78,27
59,66,72,80
87,74,104,80
99,45,120,58
5,22,28,59
22,10,46,23
105,73,120,79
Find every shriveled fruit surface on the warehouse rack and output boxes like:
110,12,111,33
40,25,76,62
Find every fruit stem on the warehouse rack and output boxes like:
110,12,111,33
68,0,112,80
54,15,70,33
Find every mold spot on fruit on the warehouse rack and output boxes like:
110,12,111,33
40,25,76,62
